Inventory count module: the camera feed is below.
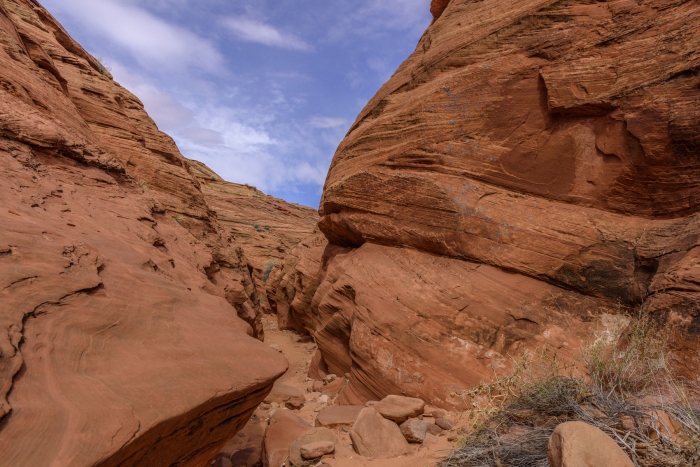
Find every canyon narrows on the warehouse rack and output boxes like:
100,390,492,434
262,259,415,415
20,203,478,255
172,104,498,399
0,0,319,465
2,0,700,466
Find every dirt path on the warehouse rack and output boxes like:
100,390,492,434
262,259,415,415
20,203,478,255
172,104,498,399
260,317,458,467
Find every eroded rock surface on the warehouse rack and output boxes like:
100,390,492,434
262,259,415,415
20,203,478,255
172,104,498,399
189,160,318,310
270,0,700,407
0,1,287,465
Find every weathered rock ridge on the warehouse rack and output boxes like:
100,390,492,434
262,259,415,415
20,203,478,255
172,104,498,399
188,160,318,312
0,1,293,465
270,0,700,409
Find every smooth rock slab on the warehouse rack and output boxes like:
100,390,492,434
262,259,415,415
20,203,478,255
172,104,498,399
373,395,425,423
349,407,409,459
548,421,634,467
262,411,312,467
314,405,364,428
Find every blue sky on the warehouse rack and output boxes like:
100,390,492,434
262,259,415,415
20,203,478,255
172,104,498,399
41,0,432,208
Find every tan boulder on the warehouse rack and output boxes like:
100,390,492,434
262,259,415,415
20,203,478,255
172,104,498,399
300,441,335,460
288,427,338,466
349,407,409,458
373,395,425,423
400,419,432,443
548,421,634,467
314,405,364,428
262,411,312,467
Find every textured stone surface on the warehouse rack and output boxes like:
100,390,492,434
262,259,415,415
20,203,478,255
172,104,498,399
349,407,409,459
266,230,328,333
373,395,426,423
0,1,288,465
189,160,318,312
400,419,432,443
262,411,312,467
304,0,700,404
548,421,634,467
287,427,338,466
314,405,364,428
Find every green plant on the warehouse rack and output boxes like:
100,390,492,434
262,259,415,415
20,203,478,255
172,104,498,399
139,180,150,191
261,259,277,282
94,56,111,74
174,215,183,224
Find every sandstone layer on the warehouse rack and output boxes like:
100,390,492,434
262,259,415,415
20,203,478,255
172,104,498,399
271,0,700,408
0,1,288,465
188,160,318,311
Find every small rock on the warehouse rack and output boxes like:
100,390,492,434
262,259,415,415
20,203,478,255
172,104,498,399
548,421,634,467
435,418,455,430
323,378,346,395
269,344,283,352
259,403,271,411
317,395,330,405
297,335,314,343
349,407,409,459
300,441,336,460
246,449,262,467
264,382,305,410
312,380,325,392
374,395,425,423
304,343,317,351
344,373,351,380
427,424,443,436
288,427,338,466
400,418,431,443
325,374,337,383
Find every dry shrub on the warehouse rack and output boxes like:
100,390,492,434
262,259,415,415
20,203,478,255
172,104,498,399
442,319,700,467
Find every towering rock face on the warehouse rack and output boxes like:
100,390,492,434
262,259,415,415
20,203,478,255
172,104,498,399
274,0,700,407
188,160,319,314
0,1,287,465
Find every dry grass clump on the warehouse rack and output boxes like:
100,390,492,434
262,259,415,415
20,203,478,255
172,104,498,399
442,320,700,467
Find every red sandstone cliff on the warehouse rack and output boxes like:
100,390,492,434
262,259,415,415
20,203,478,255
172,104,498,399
0,1,292,465
188,160,319,312
271,0,700,408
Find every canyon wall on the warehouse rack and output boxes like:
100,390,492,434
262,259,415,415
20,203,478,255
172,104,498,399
271,0,700,408
0,1,294,465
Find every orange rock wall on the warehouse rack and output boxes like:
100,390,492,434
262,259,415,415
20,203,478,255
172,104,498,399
270,0,700,407
0,1,288,465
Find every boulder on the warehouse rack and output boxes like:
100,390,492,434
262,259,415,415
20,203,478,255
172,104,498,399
373,395,425,423
288,427,338,466
349,407,409,459
400,419,432,443
300,441,335,460
315,405,364,428
262,411,312,467
548,421,634,467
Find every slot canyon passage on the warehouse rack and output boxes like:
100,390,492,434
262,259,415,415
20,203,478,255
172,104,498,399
1,0,700,466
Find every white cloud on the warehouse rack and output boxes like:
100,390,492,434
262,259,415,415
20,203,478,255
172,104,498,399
308,117,349,129
42,0,223,72
222,16,312,51
178,127,224,147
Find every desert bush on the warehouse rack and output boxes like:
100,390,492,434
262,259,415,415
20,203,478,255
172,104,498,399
442,319,700,467
262,259,277,282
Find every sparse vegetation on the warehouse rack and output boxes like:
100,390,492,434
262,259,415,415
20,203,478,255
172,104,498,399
139,180,150,192
94,56,111,74
442,319,700,467
174,215,184,224
262,259,277,282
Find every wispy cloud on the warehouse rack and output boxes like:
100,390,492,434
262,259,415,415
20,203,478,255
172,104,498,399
308,117,349,129
42,0,223,72
222,17,313,52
